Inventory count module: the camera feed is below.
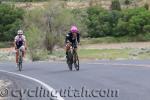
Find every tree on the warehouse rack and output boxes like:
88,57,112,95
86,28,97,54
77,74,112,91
144,3,149,10
143,25,150,33
124,0,130,5
0,4,24,41
86,6,112,37
110,0,121,11
124,0,130,8
86,6,150,38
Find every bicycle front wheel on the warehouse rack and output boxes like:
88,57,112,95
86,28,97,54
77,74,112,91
18,62,22,71
18,49,23,71
67,51,73,71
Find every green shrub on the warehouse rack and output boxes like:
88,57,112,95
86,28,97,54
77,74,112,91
0,4,24,41
143,25,150,33
30,50,48,61
144,3,149,10
25,25,46,61
86,6,123,37
142,33,150,41
86,6,150,39
124,0,130,5
114,19,128,36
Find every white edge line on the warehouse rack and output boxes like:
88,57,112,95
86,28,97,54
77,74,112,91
0,70,64,100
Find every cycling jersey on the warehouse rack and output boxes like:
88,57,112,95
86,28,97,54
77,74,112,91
15,35,26,49
65,32,80,48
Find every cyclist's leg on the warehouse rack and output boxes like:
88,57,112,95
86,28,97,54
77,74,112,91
22,51,25,58
65,43,71,58
73,42,78,54
20,46,25,57
72,43,78,61
22,46,25,57
16,50,19,64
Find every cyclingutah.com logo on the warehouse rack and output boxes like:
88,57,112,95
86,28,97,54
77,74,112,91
0,86,119,99
0,87,9,97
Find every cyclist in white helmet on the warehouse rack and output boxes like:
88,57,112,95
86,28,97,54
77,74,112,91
14,30,27,65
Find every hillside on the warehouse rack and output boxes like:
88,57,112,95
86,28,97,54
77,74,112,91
66,0,150,9
2,0,150,10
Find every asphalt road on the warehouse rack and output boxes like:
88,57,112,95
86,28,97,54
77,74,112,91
0,60,150,100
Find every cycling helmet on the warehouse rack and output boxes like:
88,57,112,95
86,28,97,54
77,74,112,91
17,30,23,35
70,26,78,33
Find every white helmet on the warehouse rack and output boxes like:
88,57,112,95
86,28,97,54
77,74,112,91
17,30,23,35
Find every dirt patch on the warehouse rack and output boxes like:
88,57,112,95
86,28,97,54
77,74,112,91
1,42,150,61
0,80,11,87
15,2,47,10
81,42,150,49
13,0,149,10
0,48,16,61
1,42,150,51
65,1,90,9
1,42,150,52
0,48,14,52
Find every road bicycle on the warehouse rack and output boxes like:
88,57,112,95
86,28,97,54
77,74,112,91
66,43,79,71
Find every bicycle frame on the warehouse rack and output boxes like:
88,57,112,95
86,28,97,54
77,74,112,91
18,47,23,71
66,42,79,71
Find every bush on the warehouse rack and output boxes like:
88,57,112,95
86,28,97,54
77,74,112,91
111,0,121,11
124,0,130,5
0,4,24,41
30,50,48,61
71,8,88,37
86,6,150,39
86,6,109,37
144,3,149,10
24,8,46,61
143,25,150,33
25,25,46,61
142,33,150,41
0,42,12,48
86,6,122,37
114,19,128,36
43,1,87,51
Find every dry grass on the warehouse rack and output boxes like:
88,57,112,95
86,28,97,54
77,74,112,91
14,2,47,10
2,0,147,10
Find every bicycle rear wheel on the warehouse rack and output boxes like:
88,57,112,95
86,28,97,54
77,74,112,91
74,52,79,71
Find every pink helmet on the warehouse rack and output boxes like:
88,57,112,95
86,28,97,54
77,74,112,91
70,25,78,33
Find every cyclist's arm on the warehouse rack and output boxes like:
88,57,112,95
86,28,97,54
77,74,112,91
65,34,69,44
14,41,17,49
14,36,17,49
23,36,27,49
24,41,27,50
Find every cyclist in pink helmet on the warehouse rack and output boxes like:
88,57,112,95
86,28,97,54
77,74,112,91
65,25,80,58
